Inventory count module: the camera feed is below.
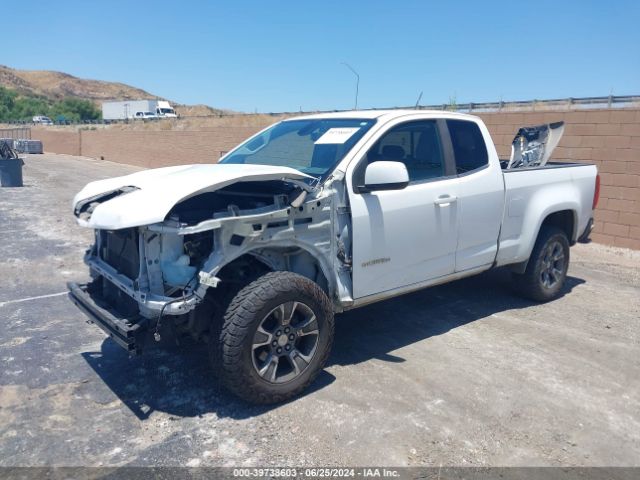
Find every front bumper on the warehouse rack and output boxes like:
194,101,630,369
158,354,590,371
68,281,148,355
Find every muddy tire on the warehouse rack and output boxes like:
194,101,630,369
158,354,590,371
214,271,334,404
513,226,570,302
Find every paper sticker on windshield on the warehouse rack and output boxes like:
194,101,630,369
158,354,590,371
314,127,360,144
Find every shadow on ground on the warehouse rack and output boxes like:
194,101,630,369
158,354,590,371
82,268,584,420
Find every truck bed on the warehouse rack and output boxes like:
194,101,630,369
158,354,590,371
496,160,597,267
500,160,595,171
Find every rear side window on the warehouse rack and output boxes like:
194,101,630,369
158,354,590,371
446,120,488,173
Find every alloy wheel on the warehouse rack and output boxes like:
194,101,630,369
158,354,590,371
251,301,320,384
540,240,566,288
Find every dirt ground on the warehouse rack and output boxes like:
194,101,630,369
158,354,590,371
0,154,638,467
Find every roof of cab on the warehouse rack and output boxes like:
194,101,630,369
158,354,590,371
289,109,478,122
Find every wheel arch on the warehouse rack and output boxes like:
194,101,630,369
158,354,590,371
540,209,577,245
510,208,577,274
207,242,335,298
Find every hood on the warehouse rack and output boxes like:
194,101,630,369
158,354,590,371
507,122,565,169
72,163,313,229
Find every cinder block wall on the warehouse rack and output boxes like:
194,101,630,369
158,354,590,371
32,129,80,156
33,108,640,249
477,109,639,249
78,128,259,168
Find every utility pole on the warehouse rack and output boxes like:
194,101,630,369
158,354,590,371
341,62,359,110
414,91,423,109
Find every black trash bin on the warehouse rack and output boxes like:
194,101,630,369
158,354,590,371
0,157,25,187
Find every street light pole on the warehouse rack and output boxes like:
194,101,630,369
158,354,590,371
341,62,359,110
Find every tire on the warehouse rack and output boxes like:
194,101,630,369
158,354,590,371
512,226,570,302
207,259,269,377
213,271,334,404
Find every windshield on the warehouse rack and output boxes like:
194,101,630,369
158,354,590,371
159,108,175,114
220,118,376,179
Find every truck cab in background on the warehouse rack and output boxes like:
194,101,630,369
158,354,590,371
155,100,177,118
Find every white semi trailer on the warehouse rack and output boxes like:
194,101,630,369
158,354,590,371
101,100,177,120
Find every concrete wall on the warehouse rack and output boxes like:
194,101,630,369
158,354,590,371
33,108,640,249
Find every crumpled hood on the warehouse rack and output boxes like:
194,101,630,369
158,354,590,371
72,163,313,229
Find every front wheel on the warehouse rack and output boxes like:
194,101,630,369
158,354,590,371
214,271,334,404
512,226,570,302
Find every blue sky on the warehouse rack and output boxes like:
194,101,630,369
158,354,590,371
4,0,639,112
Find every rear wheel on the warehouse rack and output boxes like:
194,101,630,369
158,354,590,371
214,271,334,404
513,226,570,302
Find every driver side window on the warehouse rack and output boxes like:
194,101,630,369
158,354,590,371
364,120,445,183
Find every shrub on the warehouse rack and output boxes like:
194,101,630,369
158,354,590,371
0,86,101,122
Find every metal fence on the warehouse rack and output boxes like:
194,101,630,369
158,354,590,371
269,95,640,117
412,94,640,113
1,95,639,126
0,127,31,139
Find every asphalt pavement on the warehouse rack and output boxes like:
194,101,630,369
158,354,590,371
1,154,638,467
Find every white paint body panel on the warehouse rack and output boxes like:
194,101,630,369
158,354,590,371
72,163,312,230
496,164,597,266
350,178,460,298
453,118,505,272
454,166,505,272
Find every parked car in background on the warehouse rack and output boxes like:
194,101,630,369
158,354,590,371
134,111,158,120
68,110,599,404
32,115,53,125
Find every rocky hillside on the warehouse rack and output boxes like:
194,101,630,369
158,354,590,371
0,65,160,102
0,65,233,117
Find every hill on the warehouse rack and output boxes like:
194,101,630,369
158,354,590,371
0,65,234,118
0,65,160,103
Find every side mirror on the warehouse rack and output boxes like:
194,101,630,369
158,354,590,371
362,161,409,192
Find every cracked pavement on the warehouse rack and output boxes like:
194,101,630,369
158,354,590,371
1,154,639,467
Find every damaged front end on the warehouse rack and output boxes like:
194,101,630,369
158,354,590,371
68,169,350,354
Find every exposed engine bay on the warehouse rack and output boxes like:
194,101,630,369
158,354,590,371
80,171,353,329
167,181,299,225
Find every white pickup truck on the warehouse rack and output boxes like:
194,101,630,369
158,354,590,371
68,110,599,403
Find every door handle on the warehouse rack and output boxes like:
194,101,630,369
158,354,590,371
434,195,457,206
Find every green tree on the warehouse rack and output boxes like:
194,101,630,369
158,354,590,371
0,86,18,121
51,98,101,121
0,86,102,122
12,96,51,120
